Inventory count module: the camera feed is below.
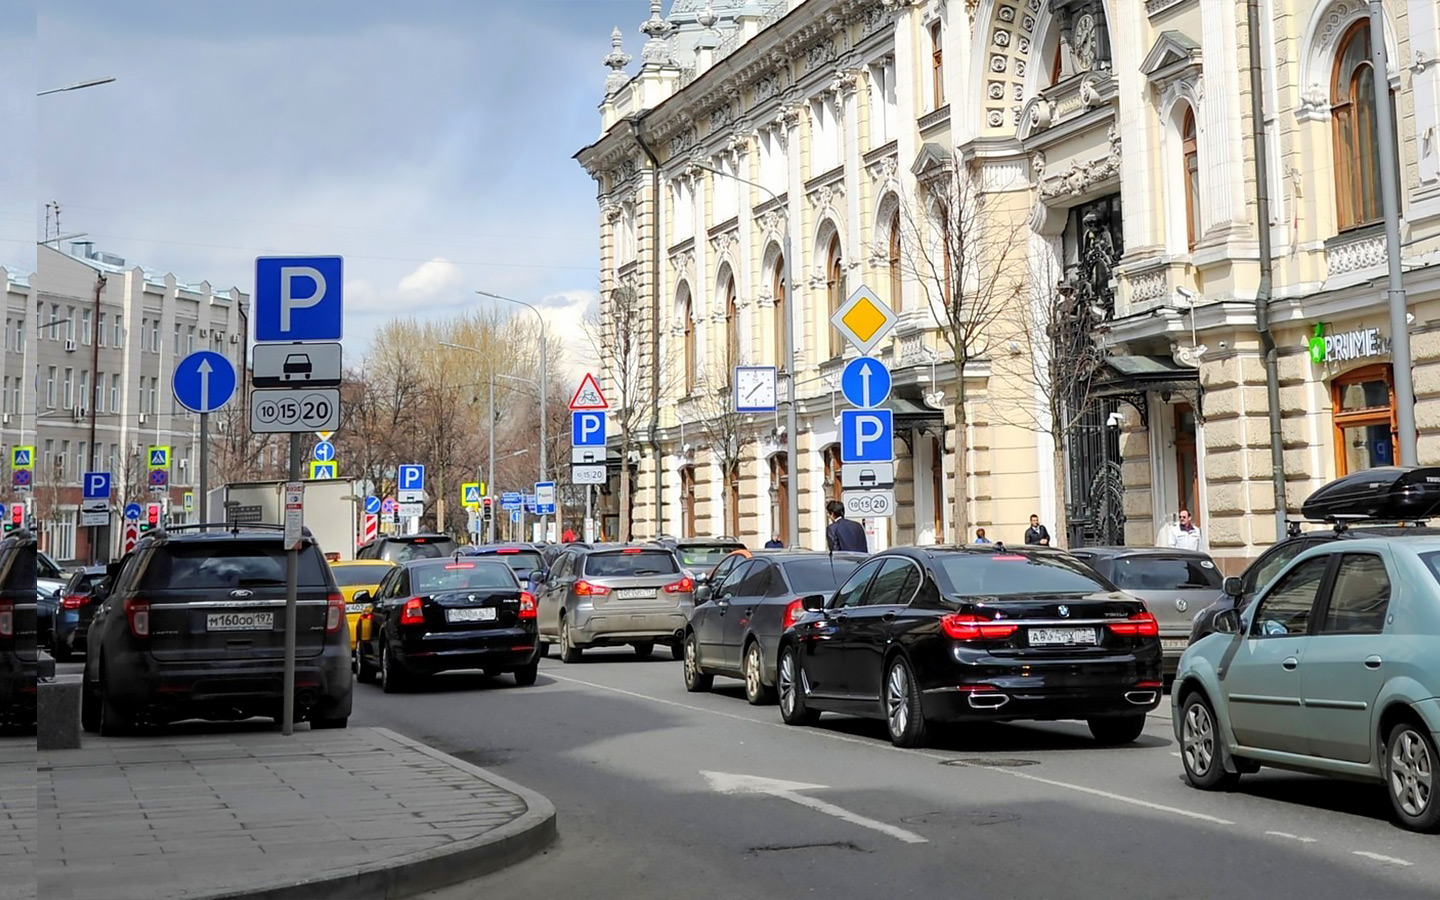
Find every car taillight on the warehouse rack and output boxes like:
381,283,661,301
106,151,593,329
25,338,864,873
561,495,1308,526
0,601,11,638
519,591,537,620
574,580,610,596
940,613,1019,641
325,593,345,634
61,594,87,609
1108,611,1160,637
400,596,425,625
782,598,805,631
124,597,149,638
664,576,693,594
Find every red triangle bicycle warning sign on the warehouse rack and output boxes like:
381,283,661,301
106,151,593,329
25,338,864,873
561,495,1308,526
569,373,609,411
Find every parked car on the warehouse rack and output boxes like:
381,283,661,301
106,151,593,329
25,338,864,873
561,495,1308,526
1069,547,1222,676
671,538,747,583
51,566,108,662
775,546,1163,748
328,560,397,652
353,556,539,691
37,550,66,649
535,544,694,662
0,530,37,730
81,524,352,734
355,533,458,563
463,544,547,592
683,551,865,704
1175,536,1440,832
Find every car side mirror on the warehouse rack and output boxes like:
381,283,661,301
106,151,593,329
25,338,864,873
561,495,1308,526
90,584,109,603
531,570,547,585
1223,576,1243,598
352,589,371,606
1213,609,1241,635
693,571,711,585
800,593,827,612
694,584,712,604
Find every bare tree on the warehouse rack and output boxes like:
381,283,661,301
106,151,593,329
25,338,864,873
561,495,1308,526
687,365,757,536
587,283,650,541
894,154,1029,542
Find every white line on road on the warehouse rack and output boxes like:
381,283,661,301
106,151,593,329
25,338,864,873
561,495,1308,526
702,770,928,844
1265,831,1317,844
1352,851,1413,867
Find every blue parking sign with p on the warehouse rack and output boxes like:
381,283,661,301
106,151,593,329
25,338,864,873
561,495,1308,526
83,472,111,500
573,411,606,447
841,410,894,463
254,256,344,342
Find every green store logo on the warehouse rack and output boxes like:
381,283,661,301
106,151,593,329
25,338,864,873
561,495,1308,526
1306,321,1390,365
1307,323,1326,364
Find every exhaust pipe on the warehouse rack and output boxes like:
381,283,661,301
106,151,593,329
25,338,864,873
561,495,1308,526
296,688,319,708
1125,690,1157,705
673,629,685,643
968,692,1010,709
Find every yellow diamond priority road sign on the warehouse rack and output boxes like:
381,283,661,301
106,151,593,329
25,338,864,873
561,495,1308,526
830,284,897,355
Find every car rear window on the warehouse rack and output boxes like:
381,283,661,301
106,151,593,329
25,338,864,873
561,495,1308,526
677,545,741,568
1109,557,1221,591
330,565,392,587
66,572,106,593
477,550,544,574
139,543,331,590
412,561,517,593
782,559,862,594
385,538,458,562
933,554,1113,598
585,550,680,577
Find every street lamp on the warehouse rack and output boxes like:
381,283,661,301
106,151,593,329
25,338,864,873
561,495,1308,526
690,163,800,549
37,76,116,96
476,290,550,535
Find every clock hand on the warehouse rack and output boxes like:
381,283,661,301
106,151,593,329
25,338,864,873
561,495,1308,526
746,382,764,399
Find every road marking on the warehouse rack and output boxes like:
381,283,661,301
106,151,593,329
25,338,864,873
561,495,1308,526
543,671,1235,829
1265,831,1317,844
1352,851,1412,867
702,771,927,844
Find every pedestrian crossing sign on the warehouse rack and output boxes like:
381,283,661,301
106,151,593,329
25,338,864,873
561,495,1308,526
461,483,482,508
183,492,195,512
10,447,32,470
309,461,337,480
148,446,170,470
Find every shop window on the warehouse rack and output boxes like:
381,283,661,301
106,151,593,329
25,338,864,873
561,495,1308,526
1332,364,1396,475
823,445,843,502
680,466,696,538
769,454,789,545
1174,404,1198,516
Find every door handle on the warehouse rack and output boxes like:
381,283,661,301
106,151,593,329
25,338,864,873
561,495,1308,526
882,611,898,621
1364,655,1383,670
1282,657,1299,671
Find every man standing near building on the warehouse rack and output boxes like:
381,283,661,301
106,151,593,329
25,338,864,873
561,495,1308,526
825,500,867,553
1165,509,1202,551
1024,514,1051,546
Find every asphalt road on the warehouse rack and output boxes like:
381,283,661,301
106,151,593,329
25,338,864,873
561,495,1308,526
328,650,1440,900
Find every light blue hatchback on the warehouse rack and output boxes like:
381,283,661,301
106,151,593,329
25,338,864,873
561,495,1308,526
1172,537,1440,832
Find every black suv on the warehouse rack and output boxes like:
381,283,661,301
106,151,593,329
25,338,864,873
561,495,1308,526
81,525,352,734
356,533,458,563
0,530,37,730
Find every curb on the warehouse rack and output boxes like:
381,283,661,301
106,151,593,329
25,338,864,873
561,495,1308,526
199,727,556,900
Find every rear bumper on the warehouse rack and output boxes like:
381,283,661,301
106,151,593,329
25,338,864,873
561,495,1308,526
922,685,1162,722
0,653,37,723
396,627,540,675
572,608,687,645
103,648,353,719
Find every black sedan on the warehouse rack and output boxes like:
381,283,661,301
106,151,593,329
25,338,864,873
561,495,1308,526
354,557,540,692
683,551,864,704
776,546,1163,748
0,530,37,730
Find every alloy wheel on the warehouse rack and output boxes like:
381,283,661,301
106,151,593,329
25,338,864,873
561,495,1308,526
1390,727,1434,819
745,645,761,698
779,651,796,716
1183,701,1215,776
887,663,909,738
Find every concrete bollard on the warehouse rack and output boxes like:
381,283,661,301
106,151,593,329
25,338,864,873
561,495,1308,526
38,681,82,750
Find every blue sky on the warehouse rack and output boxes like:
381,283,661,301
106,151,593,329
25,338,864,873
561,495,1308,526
28,0,654,363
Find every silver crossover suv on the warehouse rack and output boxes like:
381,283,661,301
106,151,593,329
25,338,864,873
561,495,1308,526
535,545,694,662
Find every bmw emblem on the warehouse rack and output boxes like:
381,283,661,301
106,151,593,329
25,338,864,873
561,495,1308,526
1058,605,1070,617
1175,598,1188,613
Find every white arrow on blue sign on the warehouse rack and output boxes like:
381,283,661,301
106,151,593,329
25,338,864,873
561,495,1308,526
501,492,522,511
840,357,892,409
840,409,894,463
313,441,336,462
254,256,344,342
572,411,606,447
398,465,425,492
83,472,111,500
364,495,381,515
173,350,238,415
124,503,142,520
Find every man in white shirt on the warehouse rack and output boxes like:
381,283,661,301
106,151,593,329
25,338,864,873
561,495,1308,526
1165,509,1202,551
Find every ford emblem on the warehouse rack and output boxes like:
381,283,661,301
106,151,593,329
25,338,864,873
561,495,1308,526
229,589,253,600
1175,598,1188,612
1058,605,1070,617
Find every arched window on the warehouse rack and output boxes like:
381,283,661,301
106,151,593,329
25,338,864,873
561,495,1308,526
823,445,843,502
887,211,903,313
772,256,787,369
1331,21,1387,231
769,454,788,545
724,277,739,384
683,296,696,395
680,466,697,537
1182,106,1200,249
826,236,844,358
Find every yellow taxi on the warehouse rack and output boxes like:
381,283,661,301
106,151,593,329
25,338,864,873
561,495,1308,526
329,560,396,650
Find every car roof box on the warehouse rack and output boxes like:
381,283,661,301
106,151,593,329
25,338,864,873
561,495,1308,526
1300,466,1440,522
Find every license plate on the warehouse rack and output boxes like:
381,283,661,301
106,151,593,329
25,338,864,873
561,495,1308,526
616,588,654,600
1029,627,1097,646
345,603,367,614
1161,638,1189,651
206,612,273,632
447,607,497,623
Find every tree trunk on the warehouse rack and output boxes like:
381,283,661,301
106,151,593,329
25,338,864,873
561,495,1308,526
619,445,632,541
1052,445,1069,549
951,383,970,545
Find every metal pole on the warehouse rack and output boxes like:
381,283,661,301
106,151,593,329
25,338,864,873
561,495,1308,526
1370,0,1416,465
199,413,209,530
281,431,300,736
488,370,496,543
781,233,800,549
539,326,548,541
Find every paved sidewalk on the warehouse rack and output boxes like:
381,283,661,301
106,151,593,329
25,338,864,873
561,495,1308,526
0,738,36,900
38,727,555,900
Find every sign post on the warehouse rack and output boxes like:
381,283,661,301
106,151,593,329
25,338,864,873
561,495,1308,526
569,376,610,540
832,285,898,532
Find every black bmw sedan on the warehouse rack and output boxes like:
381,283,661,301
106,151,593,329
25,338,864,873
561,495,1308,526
775,546,1163,747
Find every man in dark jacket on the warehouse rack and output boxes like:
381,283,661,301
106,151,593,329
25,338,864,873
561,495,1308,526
1024,514,1051,546
825,500,868,553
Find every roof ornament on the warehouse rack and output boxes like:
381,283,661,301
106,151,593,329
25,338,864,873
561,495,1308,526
604,27,633,95
640,0,677,67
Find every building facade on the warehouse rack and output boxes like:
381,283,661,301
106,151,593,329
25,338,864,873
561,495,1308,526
577,0,1440,568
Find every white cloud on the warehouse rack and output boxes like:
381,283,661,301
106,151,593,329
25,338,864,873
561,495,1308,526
538,289,598,387
398,258,465,298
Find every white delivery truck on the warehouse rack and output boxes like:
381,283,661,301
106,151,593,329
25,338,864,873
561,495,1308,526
208,479,359,561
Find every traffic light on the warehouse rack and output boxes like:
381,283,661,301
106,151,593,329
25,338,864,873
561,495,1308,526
141,503,162,533
481,497,493,523
3,503,21,533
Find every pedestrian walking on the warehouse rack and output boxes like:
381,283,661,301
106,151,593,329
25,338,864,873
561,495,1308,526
974,527,991,544
1164,508,1202,551
1024,514,1051,546
561,528,576,543
825,500,868,553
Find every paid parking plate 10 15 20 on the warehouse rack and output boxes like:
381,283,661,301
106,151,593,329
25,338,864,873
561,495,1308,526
250,388,342,434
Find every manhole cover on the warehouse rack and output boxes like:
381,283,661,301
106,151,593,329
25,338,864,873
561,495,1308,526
941,757,1040,768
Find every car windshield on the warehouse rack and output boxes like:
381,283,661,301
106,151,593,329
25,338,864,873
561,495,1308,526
330,565,392,587
586,550,680,577
385,538,458,562
66,571,106,593
676,546,739,568
933,553,1113,598
782,558,862,593
477,550,544,574
140,542,330,589
412,561,516,593
1108,557,1222,591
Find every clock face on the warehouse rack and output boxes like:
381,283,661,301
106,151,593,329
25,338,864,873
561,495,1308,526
1072,13,1097,70
736,368,776,409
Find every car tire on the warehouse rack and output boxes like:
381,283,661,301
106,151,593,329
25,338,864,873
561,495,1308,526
683,631,712,692
380,641,410,694
514,661,539,686
311,716,348,730
633,642,655,659
1089,715,1147,745
98,680,131,737
743,641,775,706
671,642,684,661
80,665,99,734
52,642,72,663
777,645,819,726
356,647,378,685
1384,721,1440,833
538,641,551,659
884,656,927,748
559,618,582,664
1179,693,1241,790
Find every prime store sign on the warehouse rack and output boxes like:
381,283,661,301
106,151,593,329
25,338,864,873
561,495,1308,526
1307,322,1392,365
